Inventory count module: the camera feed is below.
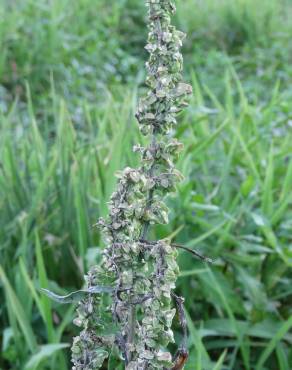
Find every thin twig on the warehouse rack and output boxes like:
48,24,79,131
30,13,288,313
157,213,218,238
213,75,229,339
171,243,214,264
138,239,213,263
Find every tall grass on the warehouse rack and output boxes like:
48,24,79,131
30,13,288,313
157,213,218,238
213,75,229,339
177,0,285,49
0,0,292,369
1,71,291,369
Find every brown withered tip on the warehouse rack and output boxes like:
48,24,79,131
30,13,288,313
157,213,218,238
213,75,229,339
171,348,189,370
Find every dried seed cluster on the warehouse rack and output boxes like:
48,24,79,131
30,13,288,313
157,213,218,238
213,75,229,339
71,1,192,369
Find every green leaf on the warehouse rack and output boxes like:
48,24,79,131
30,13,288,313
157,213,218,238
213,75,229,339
108,347,123,370
35,232,54,341
0,265,37,352
24,343,70,370
202,319,292,343
255,316,292,370
212,349,227,370
2,327,13,352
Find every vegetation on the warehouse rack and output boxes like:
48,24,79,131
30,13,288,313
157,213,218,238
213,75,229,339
0,0,292,369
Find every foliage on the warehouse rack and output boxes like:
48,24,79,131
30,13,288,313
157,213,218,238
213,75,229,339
0,0,292,370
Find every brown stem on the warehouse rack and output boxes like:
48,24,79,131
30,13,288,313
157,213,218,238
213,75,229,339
171,243,214,263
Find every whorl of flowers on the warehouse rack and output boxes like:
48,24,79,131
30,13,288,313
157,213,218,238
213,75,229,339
71,1,192,369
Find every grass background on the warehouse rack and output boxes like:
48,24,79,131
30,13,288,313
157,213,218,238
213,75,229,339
0,0,292,369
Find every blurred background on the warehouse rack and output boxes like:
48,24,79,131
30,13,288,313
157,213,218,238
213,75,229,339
0,0,292,369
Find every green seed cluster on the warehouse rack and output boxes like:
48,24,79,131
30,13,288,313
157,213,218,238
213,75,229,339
71,1,191,369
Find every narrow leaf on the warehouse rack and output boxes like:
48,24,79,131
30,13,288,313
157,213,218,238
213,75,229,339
41,286,114,304
24,343,70,370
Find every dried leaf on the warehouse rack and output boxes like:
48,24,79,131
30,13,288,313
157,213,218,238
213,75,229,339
41,286,113,304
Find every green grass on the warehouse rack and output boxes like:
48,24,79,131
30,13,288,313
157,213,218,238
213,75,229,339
1,0,292,369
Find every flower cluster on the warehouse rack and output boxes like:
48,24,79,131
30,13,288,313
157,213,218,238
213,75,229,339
72,1,192,369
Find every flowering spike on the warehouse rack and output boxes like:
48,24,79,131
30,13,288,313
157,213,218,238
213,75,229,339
71,1,192,369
